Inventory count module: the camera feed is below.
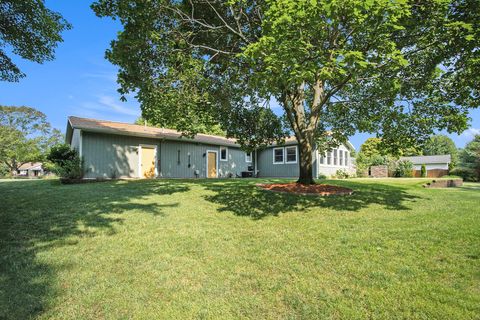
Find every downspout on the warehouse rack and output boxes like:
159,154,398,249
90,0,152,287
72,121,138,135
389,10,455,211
79,130,83,159
254,149,258,177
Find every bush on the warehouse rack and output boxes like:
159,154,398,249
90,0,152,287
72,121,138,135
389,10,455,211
47,144,77,166
450,167,477,182
335,169,350,179
370,154,388,166
317,173,327,180
420,164,427,177
394,160,414,177
0,163,10,178
47,144,84,179
448,162,455,172
356,168,367,177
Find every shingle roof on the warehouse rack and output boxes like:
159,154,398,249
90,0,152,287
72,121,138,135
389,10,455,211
400,155,451,164
67,116,355,150
18,162,43,170
68,116,239,147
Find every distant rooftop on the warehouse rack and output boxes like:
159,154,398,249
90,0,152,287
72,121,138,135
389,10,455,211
400,155,451,164
17,162,43,170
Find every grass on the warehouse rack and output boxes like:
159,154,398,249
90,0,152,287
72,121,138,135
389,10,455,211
0,178,479,319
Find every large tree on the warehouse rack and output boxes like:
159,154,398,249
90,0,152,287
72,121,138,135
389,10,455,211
0,0,71,81
92,0,479,184
0,106,61,174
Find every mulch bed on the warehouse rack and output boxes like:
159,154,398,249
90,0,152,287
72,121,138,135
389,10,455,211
257,183,353,196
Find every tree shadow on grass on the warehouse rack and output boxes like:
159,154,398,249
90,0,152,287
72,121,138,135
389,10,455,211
202,179,421,219
0,179,189,320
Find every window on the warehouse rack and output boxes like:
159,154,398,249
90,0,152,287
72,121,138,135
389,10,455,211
285,146,297,163
273,147,284,164
345,151,349,166
319,153,325,165
245,151,252,163
339,150,343,166
333,149,338,165
327,152,332,165
220,147,228,161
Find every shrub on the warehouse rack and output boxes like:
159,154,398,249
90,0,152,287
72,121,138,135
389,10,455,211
47,144,77,166
0,163,10,177
370,154,388,166
47,144,84,179
356,168,367,177
450,167,477,182
448,162,455,172
317,173,327,180
394,160,414,177
335,169,350,179
387,159,398,177
420,164,427,177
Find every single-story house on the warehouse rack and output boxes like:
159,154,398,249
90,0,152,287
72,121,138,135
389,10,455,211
66,116,355,179
16,162,44,177
400,155,451,177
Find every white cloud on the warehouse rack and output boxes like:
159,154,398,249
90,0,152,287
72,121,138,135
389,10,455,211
462,128,480,138
97,95,139,117
71,94,140,123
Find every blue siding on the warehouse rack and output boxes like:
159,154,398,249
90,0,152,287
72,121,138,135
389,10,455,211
257,144,318,178
257,146,300,178
82,132,160,178
81,131,251,179
160,142,250,178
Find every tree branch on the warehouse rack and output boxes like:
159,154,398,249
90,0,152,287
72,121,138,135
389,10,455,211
204,0,250,43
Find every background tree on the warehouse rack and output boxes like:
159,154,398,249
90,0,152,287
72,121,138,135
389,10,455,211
454,135,480,181
422,135,458,165
356,137,419,173
356,138,388,175
358,138,384,159
0,0,71,81
134,116,226,137
92,0,479,184
0,106,60,174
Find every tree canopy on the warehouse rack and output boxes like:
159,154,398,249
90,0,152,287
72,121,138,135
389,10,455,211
0,0,71,81
134,116,226,137
359,138,384,159
0,106,62,173
92,0,479,184
458,134,480,180
422,135,458,165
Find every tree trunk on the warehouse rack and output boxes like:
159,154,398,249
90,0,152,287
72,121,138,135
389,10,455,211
297,137,315,185
6,160,17,176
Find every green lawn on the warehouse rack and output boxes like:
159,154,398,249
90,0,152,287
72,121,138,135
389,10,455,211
1,178,479,319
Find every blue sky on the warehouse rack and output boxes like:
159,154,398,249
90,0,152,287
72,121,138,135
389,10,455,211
1,1,478,150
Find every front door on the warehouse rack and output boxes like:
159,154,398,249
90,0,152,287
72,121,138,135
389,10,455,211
141,146,156,178
207,151,217,178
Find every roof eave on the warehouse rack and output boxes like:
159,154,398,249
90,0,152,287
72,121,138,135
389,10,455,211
76,127,239,147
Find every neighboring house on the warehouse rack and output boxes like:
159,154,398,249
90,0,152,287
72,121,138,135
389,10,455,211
400,155,451,177
16,162,44,177
66,116,355,179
